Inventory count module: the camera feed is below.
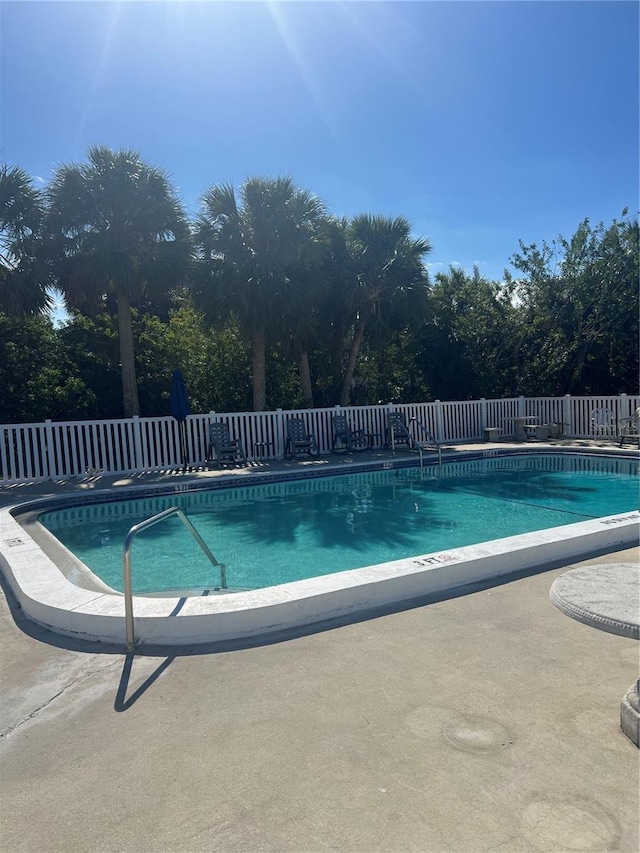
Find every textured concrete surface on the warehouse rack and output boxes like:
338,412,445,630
1,546,639,853
550,563,640,638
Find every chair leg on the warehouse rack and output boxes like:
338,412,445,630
206,445,216,469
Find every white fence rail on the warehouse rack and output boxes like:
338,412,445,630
1,395,638,484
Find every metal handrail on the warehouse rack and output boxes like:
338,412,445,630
409,417,443,468
122,506,226,651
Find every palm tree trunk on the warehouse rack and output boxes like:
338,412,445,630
298,349,314,408
116,291,140,417
251,328,267,411
340,315,367,406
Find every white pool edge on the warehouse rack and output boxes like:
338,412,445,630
1,491,638,648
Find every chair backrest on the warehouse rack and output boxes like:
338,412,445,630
591,409,614,426
591,408,615,427
387,411,410,439
287,417,311,443
209,421,232,446
332,414,350,437
623,408,640,430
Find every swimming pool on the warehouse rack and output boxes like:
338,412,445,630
2,449,638,648
38,453,639,595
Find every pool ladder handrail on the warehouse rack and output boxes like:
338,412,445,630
409,417,443,469
123,506,226,651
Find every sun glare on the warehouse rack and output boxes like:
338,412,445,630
264,1,340,140
73,2,125,150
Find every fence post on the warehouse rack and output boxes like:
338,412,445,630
518,396,525,417
132,416,143,472
44,419,54,480
434,400,444,442
276,408,284,459
563,394,572,437
480,398,487,433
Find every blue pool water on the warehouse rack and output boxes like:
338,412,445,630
39,454,638,594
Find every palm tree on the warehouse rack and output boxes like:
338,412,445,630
45,146,191,417
0,164,51,315
339,214,431,406
194,176,327,411
281,262,320,407
279,216,349,408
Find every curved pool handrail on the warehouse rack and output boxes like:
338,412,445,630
123,506,225,651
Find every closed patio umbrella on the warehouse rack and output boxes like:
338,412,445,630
170,369,191,471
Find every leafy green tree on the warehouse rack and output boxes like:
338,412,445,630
44,146,191,417
0,313,107,422
507,212,639,394
414,265,520,400
193,176,327,411
135,304,251,415
56,311,122,417
339,214,431,406
0,164,51,315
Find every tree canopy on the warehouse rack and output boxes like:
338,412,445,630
1,149,637,423
506,213,639,395
0,164,51,315
44,146,191,416
193,176,329,411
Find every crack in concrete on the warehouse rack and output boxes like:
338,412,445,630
0,657,123,740
483,830,528,853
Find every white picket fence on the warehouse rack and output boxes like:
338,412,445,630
1,395,638,484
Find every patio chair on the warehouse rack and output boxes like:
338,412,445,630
384,412,414,451
331,414,369,453
385,412,441,463
618,407,640,448
285,417,318,460
206,421,247,468
590,408,616,437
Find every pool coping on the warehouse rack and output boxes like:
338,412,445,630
1,447,638,649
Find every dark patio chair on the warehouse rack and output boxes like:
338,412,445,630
206,421,247,468
331,414,369,453
385,411,442,463
384,411,414,451
285,418,317,460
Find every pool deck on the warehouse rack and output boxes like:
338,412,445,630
0,435,636,508
1,439,639,852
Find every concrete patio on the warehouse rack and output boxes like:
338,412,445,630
1,442,638,852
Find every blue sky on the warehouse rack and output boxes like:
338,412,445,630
1,0,638,284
